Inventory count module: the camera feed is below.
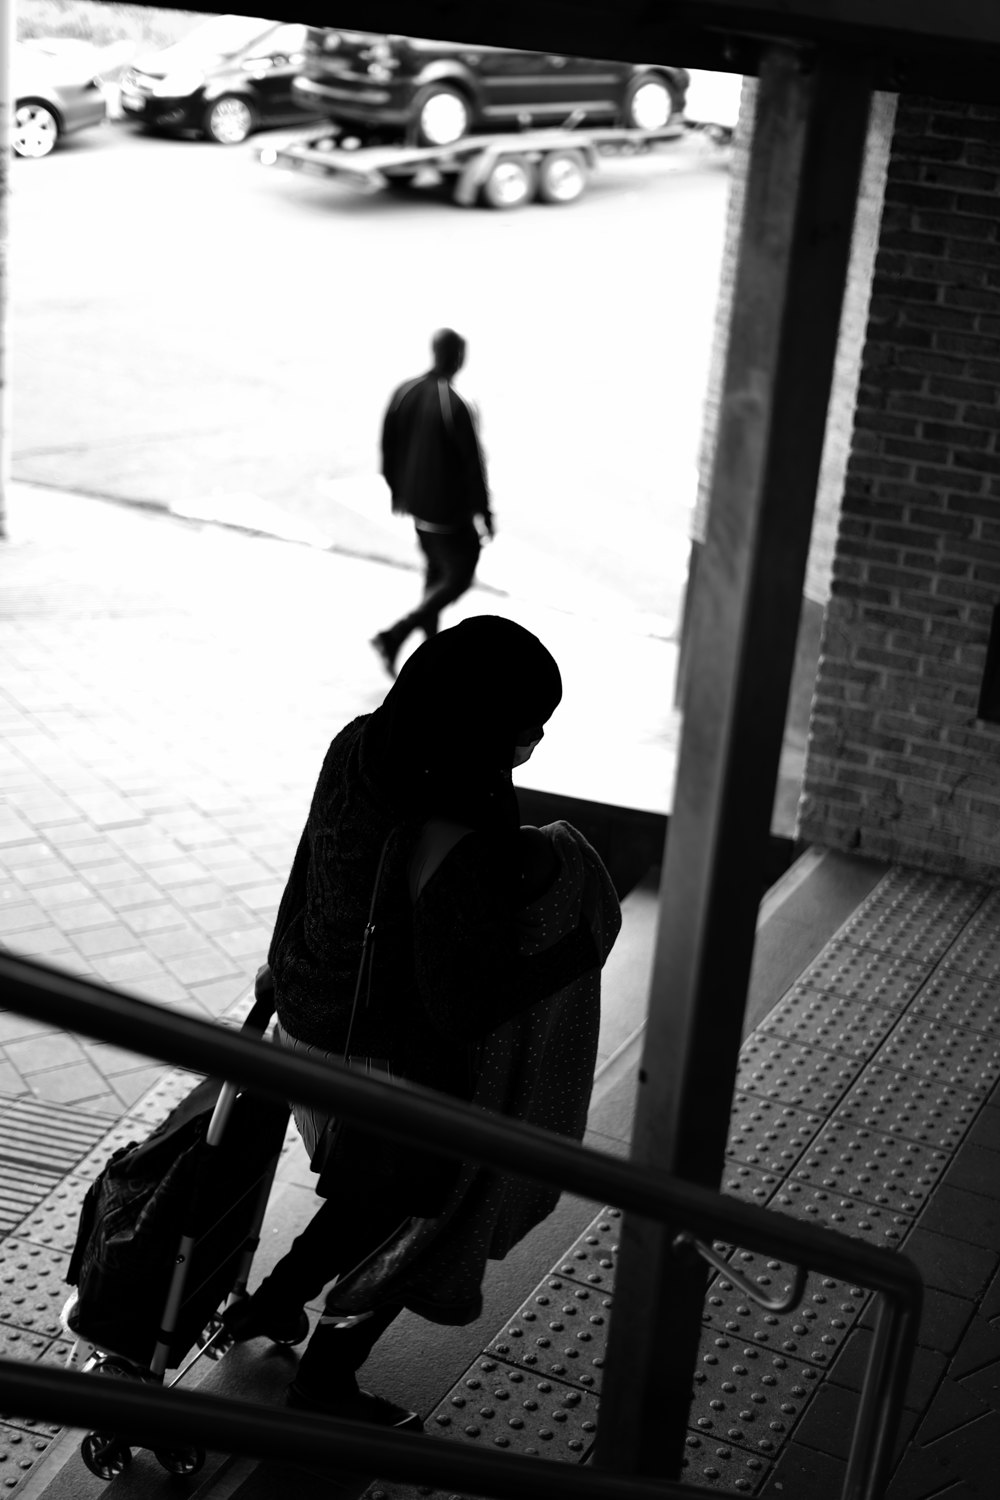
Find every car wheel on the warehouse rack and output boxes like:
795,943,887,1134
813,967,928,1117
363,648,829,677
537,149,588,205
412,85,470,147
13,99,60,158
204,95,255,145
623,74,674,132
481,156,537,210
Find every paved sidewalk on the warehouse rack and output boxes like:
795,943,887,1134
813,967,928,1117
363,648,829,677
0,481,679,1116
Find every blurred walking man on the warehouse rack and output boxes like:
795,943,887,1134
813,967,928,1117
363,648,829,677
372,329,494,677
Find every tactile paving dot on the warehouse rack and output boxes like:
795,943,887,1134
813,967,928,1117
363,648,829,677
727,1095,824,1175
787,939,930,1005
429,1358,599,1461
0,1420,54,1487
703,1254,868,1366
487,1277,609,1390
0,1242,69,1338
16,1178,89,1255
720,1165,780,1207
910,968,1000,1037
548,1209,619,1292
836,1064,978,1150
768,1184,911,1247
933,887,1000,980
791,1119,948,1211
875,1014,1000,1095
835,874,985,960
680,1430,771,1492
691,1332,821,1457
761,986,904,1060
736,1036,862,1112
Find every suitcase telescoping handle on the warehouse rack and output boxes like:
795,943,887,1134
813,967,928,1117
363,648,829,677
206,965,276,1149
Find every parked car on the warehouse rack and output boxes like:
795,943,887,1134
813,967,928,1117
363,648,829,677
117,14,328,144
14,41,107,158
291,33,689,147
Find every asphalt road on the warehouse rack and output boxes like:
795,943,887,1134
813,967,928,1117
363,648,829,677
10,116,731,631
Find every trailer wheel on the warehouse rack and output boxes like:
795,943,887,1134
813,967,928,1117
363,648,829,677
481,156,537,210
537,149,588,205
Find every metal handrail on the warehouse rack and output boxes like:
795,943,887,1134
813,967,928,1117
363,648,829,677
0,953,922,1499
674,1232,809,1314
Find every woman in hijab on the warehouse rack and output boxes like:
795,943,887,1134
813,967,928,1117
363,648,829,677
225,617,606,1429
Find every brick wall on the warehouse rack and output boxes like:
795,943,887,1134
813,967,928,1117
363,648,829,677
799,95,1000,881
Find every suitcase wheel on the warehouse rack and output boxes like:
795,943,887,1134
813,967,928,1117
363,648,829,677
80,1431,132,1480
155,1447,206,1476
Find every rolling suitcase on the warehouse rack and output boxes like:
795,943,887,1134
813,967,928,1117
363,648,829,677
61,974,293,1479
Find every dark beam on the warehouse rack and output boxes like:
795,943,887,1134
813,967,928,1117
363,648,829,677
593,42,874,1481
107,1,1000,101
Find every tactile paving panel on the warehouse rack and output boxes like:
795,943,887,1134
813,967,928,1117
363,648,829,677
761,985,904,1060
0,1241,71,1339
834,872,985,961
836,1064,979,1150
691,1331,822,1457
720,1164,780,1208
909,968,1000,1037
932,887,1000,980
486,1276,609,1390
0,1097,111,1176
16,1177,89,1255
0,1166,62,1238
0,1410,60,1442
548,1210,619,1293
791,1119,948,1212
785,939,930,1005
679,1431,771,1493
874,1013,1000,1095
0,1421,55,1492
705,1253,868,1367
768,1184,911,1247
736,1036,862,1112
726,1095,824,1176
428,1358,599,1461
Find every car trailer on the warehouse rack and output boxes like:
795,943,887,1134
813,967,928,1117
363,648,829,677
259,118,687,208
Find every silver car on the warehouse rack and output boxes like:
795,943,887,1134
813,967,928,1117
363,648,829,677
14,41,108,158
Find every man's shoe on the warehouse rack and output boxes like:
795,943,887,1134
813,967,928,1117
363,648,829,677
221,1296,310,1347
287,1382,422,1432
370,633,399,679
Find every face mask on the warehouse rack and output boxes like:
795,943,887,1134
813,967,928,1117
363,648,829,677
512,739,541,767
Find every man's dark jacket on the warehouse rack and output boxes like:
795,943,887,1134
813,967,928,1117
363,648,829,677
381,370,490,527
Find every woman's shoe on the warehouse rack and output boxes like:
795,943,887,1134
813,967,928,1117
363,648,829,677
221,1295,310,1347
286,1381,422,1432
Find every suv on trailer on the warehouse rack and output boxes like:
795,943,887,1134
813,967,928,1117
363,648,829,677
291,33,689,146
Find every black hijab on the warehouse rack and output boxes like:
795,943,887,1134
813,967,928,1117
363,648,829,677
364,616,563,827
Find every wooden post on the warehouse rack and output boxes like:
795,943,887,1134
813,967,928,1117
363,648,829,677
594,45,873,1479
